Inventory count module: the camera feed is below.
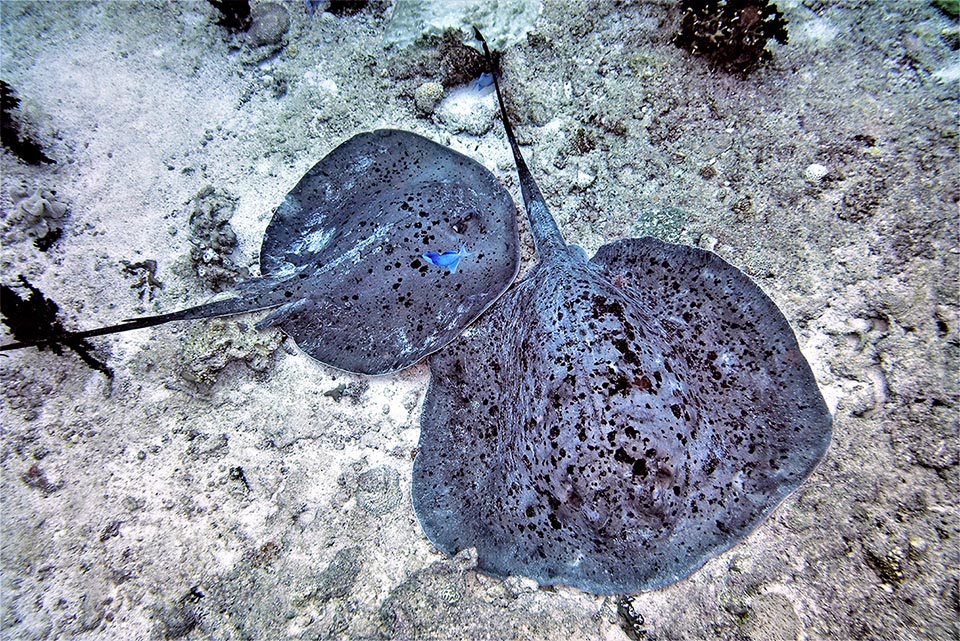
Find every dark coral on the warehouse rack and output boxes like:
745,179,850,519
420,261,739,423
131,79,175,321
673,0,789,73
325,0,369,16
207,0,252,33
0,80,53,165
0,276,112,378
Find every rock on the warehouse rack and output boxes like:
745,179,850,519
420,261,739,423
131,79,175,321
435,85,497,136
414,82,444,115
247,3,289,48
743,592,801,641
79,592,105,631
188,185,246,291
378,561,466,637
384,0,540,49
503,575,538,597
314,547,363,602
356,466,402,516
698,233,719,252
804,163,829,182
151,588,203,639
185,432,229,461
452,547,478,571
574,166,596,189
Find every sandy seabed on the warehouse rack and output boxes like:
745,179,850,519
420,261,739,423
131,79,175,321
1,1,957,640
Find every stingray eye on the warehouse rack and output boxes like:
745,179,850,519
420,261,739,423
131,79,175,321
451,212,475,234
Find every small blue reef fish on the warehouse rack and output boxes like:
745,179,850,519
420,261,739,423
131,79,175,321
474,72,495,96
423,244,472,274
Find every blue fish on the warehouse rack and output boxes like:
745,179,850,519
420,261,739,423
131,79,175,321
423,244,472,274
474,72,495,96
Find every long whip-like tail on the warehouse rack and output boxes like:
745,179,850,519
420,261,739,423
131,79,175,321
474,27,566,260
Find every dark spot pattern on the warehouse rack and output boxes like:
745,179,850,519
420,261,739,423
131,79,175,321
413,237,832,594
252,129,520,374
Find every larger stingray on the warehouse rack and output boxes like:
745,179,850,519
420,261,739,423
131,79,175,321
412,33,833,594
2,130,520,375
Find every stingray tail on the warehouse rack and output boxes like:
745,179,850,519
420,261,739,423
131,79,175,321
0,279,288,353
475,27,567,260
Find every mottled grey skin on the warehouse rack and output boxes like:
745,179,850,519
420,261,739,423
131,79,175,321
412,35,832,594
251,129,520,374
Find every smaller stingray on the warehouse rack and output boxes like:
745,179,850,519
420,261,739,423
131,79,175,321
412,32,833,594
1,130,520,375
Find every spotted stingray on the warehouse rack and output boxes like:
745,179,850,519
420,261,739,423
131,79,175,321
1,130,520,375
412,32,833,594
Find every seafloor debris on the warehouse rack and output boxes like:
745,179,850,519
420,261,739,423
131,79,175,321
120,259,164,303
0,80,52,164
229,466,250,490
323,379,370,404
177,318,282,386
673,0,789,73
5,183,69,251
616,597,647,641
22,463,63,495
151,586,204,639
188,185,247,291
0,276,113,379
392,29,493,88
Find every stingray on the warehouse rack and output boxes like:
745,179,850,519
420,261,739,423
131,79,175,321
412,32,833,594
1,129,520,375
